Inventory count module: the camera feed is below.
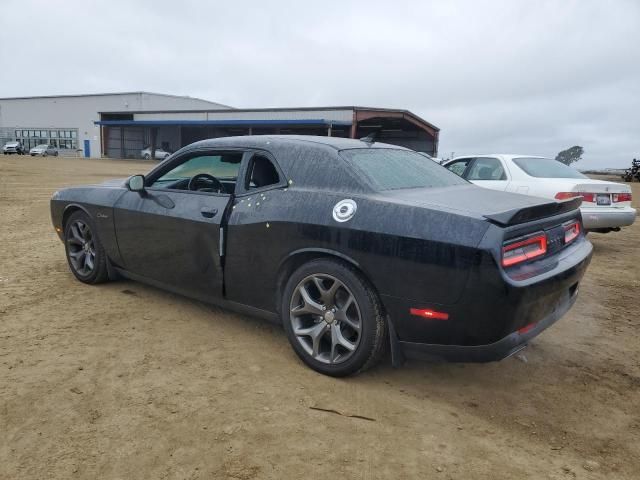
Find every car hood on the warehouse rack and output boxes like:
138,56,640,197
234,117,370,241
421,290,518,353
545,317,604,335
98,178,129,187
4,143,19,147
378,184,579,226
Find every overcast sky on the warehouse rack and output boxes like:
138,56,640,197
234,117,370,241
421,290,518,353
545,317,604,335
1,0,639,168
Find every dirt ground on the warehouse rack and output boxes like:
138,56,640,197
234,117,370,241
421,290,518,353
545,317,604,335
1,156,638,480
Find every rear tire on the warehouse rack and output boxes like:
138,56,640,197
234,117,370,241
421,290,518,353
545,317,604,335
143,153,151,160
282,259,387,377
64,210,109,284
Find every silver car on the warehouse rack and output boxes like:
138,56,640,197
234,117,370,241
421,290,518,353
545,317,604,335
3,141,25,155
29,144,58,156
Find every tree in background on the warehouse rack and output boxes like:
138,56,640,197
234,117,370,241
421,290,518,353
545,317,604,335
555,146,584,166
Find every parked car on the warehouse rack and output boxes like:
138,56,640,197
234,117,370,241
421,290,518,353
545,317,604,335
50,136,592,376
443,155,636,233
3,141,25,155
29,144,59,156
140,146,172,160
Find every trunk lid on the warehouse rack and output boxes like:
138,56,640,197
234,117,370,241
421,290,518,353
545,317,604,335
380,184,581,226
571,180,632,208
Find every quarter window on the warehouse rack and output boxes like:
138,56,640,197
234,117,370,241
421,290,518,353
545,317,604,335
245,155,280,190
466,157,506,181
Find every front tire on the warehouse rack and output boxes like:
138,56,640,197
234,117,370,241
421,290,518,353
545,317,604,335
282,259,387,377
143,153,151,160
64,211,109,284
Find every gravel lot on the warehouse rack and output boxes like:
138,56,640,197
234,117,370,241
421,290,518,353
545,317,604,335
1,156,639,479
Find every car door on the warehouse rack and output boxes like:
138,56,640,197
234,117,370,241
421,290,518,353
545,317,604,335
464,156,510,191
113,149,245,300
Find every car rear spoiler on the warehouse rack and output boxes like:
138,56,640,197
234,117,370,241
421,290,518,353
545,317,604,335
483,197,582,226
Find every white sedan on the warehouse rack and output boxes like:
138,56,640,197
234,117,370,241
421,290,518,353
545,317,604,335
442,155,636,233
140,147,171,160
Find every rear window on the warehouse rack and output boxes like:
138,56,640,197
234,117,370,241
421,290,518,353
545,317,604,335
340,148,468,191
513,157,587,179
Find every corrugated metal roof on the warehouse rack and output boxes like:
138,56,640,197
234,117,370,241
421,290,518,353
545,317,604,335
0,91,232,108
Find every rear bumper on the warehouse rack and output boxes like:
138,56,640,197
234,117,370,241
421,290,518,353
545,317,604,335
383,233,592,364
581,207,636,229
398,282,577,362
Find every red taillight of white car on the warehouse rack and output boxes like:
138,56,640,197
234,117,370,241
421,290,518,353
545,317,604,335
554,192,594,202
555,192,632,203
612,193,632,203
502,233,548,267
554,192,581,200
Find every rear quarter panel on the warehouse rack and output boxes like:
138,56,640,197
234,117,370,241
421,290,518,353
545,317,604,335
224,188,490,313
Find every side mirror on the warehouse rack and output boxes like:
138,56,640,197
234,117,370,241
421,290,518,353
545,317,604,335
127,174,146,192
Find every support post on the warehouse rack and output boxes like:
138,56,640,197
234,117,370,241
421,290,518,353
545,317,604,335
150,127,157,160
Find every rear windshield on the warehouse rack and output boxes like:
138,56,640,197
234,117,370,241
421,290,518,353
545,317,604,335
340,148,467,191
513,157,587,179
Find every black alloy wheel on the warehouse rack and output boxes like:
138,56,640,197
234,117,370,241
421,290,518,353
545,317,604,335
64,211,109,284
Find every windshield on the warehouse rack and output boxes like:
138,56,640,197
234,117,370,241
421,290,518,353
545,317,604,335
340,148,467,191
35,144,48,149
513,157,587,179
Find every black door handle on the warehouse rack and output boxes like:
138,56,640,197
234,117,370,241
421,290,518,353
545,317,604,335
200,208,218,218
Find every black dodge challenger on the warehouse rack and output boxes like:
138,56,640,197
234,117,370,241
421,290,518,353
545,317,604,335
51,136,592,376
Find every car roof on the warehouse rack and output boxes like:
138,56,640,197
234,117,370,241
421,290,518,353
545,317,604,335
190,134,408,152
448,154,548,162
173,135,411,194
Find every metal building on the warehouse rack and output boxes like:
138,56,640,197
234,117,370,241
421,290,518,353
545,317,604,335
0,92,439,158
0,92,229,157
96,106,439,158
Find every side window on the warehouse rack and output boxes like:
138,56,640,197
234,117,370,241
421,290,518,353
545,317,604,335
446,158,472,177
245,155,280,190
151,152,243,193
466,157,506,181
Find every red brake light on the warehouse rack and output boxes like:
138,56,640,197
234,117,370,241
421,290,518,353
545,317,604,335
554,192,581,200
555,192,594,202
564,221,581,244
409,308,449,320
502,233,547,267
613,193,632,203
555,192,580,200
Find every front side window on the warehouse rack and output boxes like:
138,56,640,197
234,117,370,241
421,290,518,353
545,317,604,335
152,152,243,193
340,148,467,191
513,157,587,179
466,157,507,181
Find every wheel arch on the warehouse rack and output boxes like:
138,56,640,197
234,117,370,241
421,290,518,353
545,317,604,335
274,248,380,316
61,203,91,230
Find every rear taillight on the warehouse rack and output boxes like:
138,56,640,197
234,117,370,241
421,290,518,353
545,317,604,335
564,221,581,244
612,193,632,203
554,192,581,200
555,192,594,202
502,233,548,267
